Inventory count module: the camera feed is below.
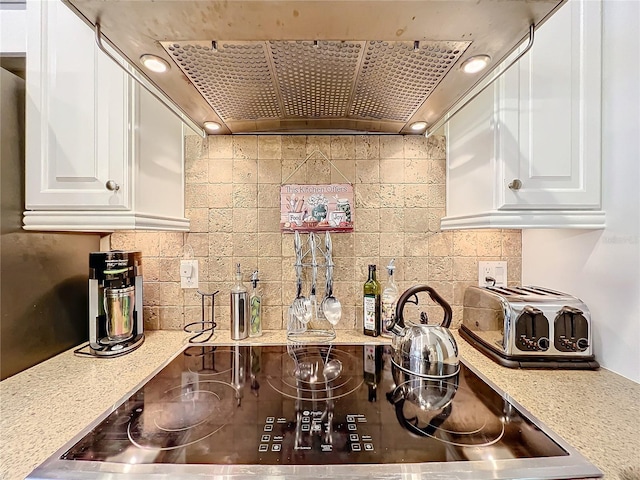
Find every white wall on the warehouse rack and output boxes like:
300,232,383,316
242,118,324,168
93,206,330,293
522,0,640,383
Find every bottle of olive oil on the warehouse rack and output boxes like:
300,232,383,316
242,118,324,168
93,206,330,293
363,264,381,337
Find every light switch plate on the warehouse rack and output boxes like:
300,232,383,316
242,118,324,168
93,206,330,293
180,259,199,288
478,261,507,287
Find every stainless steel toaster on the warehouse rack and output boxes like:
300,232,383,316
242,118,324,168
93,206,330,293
460,285,599,369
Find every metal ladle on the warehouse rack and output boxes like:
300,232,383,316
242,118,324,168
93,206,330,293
321,233,341,325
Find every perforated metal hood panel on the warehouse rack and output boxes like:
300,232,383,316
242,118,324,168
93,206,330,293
62,0,566,134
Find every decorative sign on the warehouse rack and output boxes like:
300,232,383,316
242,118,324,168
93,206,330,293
280,184,354,233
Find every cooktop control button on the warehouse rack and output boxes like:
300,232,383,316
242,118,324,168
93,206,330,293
364,443,374,451
258,444,268,453
351,443,362,452
264,424,273,432
348,424,357,431
261,435,271,442
349,434,359,442
271,444,281,452
301,424,310,432
266,417,275,424
302,416,310,423
346,415,355,422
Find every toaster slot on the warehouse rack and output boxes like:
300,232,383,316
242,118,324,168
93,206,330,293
515,306,550,352
554,306,590,352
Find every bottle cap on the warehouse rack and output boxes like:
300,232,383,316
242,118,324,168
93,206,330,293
251,270,260,288
386,258,396,275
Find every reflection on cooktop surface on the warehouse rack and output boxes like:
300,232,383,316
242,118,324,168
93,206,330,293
62,344,567,465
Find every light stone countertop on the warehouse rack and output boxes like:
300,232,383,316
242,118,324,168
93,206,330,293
1,329,639,480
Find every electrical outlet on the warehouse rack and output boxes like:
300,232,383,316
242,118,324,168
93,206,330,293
180,259,199,289
478,261,507,287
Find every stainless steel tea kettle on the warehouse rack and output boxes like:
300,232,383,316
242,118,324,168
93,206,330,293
386,285,459,379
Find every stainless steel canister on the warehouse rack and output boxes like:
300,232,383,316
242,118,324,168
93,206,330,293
104,286,135,342
230,290,249,340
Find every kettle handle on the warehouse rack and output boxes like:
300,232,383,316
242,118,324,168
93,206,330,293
390,285,453,330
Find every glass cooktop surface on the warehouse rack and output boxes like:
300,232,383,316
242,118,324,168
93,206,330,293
62,344,568,466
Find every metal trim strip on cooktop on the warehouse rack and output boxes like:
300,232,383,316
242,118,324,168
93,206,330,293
27,342,602,480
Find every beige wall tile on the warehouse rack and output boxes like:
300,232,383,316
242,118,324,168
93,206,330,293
143,257,160,282
426,135,446,159
257,233,282,257
355,184,381,208
185,208,209,233
208,159,233,184
429,231,453,257
404,135,429,159
233,135,258,159
404,184,429,208
143,306,159,331
208,135,232,159
208,184,233,208
185,183,209,208
143,282,160,306
306,135,331,157
330,159,356,184
380,136,403,159
502,230,522,257
258,159,282,184
208,209,233,233
453,231,477,256
233,233,258,257
158,257,181,282
258,208,281,232
354,233,380,257
476,231,502,257
110,232,135,250
355,135,380,159
233,184,258,208
308,157,331,183
428,257,452,280
404,233,429,257
159,306,184,330
428,159,446,185
233,208,258,233
452,257,478,281
158,232,184,257
160,282,184,305
185,232,209,257
258,184,282,208
380,208,404,232
233,158,258,184
331,136,356,159
258,136,282,159
380,232,404,257
355,159,380,184
185,150,208,184
379,184,404,208
356,208,380,232
209,233,233,257
428,184,446,208
404,208,430,232
209,256,233,282
281,135,306,159
281,159,307,183
379,158,405,184
404,159,429,183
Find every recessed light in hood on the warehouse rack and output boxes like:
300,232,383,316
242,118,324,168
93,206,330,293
139,54,170,74
460,55,492,74
62,0,566,135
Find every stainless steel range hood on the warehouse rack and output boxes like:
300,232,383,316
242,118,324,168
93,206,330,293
62,0,566,135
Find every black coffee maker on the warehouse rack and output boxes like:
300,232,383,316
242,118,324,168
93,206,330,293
87,251,144,356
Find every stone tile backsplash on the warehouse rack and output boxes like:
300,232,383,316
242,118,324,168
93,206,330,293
110,135,521,332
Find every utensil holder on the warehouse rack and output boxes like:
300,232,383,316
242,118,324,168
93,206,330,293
287,232,336,343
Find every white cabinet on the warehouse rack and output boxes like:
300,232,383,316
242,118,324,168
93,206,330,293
23,0,189,232
442,0,605,230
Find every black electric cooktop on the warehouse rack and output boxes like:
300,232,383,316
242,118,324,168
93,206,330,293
29,343,602,479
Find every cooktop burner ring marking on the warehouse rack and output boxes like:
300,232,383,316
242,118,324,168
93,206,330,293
425,422,505,448
126,380,238,451
153,390,222,432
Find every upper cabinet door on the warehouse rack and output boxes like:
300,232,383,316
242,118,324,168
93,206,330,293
26,0,130,210
498,0,602,209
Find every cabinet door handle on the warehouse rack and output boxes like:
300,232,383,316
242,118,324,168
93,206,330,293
508,179,522,190
105,180,120,192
